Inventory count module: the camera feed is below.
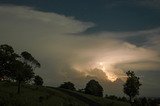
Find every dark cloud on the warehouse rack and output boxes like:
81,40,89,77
1,0,160,32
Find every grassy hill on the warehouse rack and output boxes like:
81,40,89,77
0,82,130,106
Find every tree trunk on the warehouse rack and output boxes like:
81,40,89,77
17,80,21,94
129,96,133,106
129,96,132,102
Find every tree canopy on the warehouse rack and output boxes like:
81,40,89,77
0,44,41,93
0,44,19,79
85,79,103,97
34,75,43,86
21,51,41,68
123,71,142,102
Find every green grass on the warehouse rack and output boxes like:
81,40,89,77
0,81,88,106
76,93,130,106
57,88,131,106
0,81,130,106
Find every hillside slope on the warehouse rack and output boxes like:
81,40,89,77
0,82,88,106
56,88,130,106
0,82,130,106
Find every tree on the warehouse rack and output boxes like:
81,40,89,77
0,44,41,93
59,82,76,91
14,51,41,93
0,44,19,80
11,60,34,93
120,97,128,102
107,95,118,100
34,75,43,86
85,79,103,97
141,97,149,106
123,71,142,103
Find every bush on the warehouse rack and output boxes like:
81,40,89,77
59,82,76,91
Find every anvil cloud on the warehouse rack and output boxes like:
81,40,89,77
0,6,160,96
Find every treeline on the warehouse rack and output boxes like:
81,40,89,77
59,79,103,97
0,44,43,93
58,80,130,103
58,71,142,102
106,95,160,106
58,72,159,106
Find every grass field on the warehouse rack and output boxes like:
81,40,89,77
0,81,130,106
56,88,131,106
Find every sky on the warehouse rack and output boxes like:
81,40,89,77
0,0,160,97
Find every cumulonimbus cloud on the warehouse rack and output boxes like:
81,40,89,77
0,5,160,96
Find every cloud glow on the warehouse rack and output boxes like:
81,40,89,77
0,5,160,96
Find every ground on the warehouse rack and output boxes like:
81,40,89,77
0,81,130,106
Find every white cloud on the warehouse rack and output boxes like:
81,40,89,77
0,5,160,96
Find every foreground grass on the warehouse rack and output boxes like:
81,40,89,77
0,81,130,106
0,82,88,106
56,88,131,106
77,92,130,106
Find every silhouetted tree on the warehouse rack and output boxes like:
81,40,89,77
105,94,108,98
120,97,128,102
107,95,118,100
59,82,76,90
123,71,142,103
0,44,19,79
134,98,142,106
141,97,149,106
14,51,41,93
34,75,43,86
148,98,159,106
85,79,103,97
11,60,34,93
0,44,41,93
105,94,128,102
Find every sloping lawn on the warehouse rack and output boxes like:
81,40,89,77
0,82,88,106
56,88,131,106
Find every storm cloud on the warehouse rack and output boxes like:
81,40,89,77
0,6,160,96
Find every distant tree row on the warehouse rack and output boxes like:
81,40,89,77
0,44,43,93
105,95,160,106
105,94,128,102
59,79,103,97
59,70,142,105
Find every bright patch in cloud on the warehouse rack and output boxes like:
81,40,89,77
0,5,160,96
